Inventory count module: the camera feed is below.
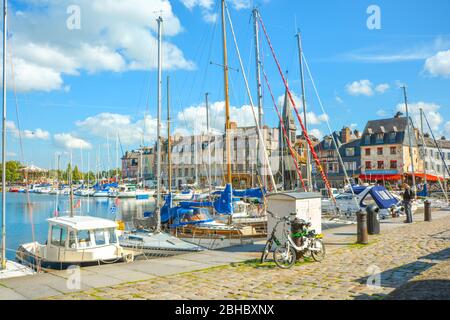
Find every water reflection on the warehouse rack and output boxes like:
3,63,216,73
0,193,156,259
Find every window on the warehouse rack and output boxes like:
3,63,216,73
390,146,397,155
51,226,65,247
376,133,384,143
389,132,396,142
365,161,372,170
94,229,106,246
437,164,441,173
77,230,92,248
390,160,397,169
68,231,77,249
364,135,371,144
425,162,429,170
377,161,384,169
365,148,371,156
108,228,117,244
346,148,355,157
377,148,383,156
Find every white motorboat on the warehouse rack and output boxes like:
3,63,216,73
16,216,135,270
93,189,109,197
322,185,417,218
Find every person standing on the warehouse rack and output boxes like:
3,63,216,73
402,183,414,223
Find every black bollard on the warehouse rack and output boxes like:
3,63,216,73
366,204,380,235
356,210,369,245
424,200,432,222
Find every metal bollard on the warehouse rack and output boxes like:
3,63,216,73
424,200,432,222
356,210,369,245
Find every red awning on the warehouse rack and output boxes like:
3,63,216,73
359,174,402,181
406,173,444,182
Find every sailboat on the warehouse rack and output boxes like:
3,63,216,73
120,14,207,255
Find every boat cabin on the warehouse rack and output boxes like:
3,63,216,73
17,216,128,270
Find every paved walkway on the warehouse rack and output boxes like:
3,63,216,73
0,210,449,300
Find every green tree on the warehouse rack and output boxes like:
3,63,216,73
72,165,82,182
0,161,23,183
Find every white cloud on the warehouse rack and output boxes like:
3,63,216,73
6,121,50,140
177,101,259,134
276,92,329,126
335,96,343,104
4,0,195,92
346,80,374,96
424,50,450,77
309,128,323,140
54,133,92,150
75,112,158,145
445,122,450,137
346,80,391,97
396,101,443,132
375,83,390,93
180,0,251,23
376,109,389,117
342,37,450,63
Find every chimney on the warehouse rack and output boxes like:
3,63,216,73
229,121,238,130
441,136,446,141
353,129,361,138
394,111,403,118
340,127,352,144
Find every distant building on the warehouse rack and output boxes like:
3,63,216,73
315,127,361,187
359,114,423,185
422,135,450,180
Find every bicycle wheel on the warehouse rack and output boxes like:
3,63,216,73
311,239,326,262
273,245,296,269
260,241,272,264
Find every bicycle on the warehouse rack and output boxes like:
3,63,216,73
273,213,326,269
260,211,288,263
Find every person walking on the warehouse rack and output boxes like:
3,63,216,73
402,183,414,223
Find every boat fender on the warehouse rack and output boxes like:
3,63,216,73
124,253,134,263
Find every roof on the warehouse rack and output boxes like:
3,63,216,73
361,116,418,147
47,216,117,230
423,137,450,149
267,192,321,200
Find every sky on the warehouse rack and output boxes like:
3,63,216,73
2,0,450,171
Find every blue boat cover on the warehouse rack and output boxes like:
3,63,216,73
368,186,399,209
347,185,367,195
417,184,428,197
233,187,266,199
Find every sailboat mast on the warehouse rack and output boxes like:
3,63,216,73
1,0,7,270
167,75,172,193
420,108,427,186
221,0,232,186
206,92,212,201
402,86,417,194
296,32,311,191
155,15,163,233
69,151,74,218
115,132,119,182
253,8,264,188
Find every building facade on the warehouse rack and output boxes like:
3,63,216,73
359,115,423,185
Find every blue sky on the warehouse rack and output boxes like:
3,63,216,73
3,0,450,170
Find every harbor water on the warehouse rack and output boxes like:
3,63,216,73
0,193,156,259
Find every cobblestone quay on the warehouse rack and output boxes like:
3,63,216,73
49,215,450,300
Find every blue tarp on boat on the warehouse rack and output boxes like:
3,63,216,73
368,186,399,209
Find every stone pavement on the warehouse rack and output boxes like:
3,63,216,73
42,211,449,300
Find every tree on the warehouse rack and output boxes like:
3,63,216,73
72,165,82,182
0,161,23,183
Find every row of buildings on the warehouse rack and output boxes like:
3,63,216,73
122,90,450,190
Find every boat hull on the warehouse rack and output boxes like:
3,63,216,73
15,245,126,270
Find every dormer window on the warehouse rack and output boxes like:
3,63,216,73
364,135,371,144
376,133,384,143
389,132,396,142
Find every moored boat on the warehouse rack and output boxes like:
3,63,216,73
16,216,135,270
